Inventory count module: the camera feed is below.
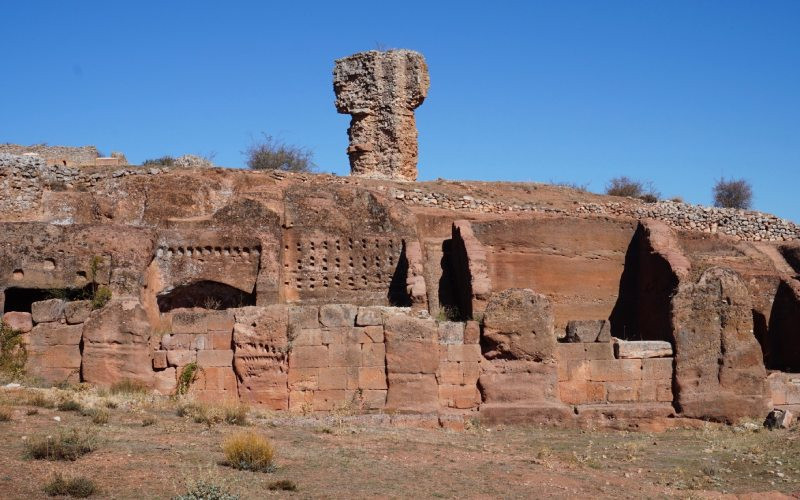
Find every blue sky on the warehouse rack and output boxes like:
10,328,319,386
2,1,798,221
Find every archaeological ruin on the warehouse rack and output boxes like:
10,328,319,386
2,49,800,429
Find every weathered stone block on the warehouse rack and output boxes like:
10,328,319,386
289,390,313,411
356,307,383,326
361,343,385,367
28,323,82,346
606,381,639,402
328,343,361,367
437,362,462,385
464,321,480,344
167,349,195,367
559,380,588,405
293,328,322,346
384,315,437,343
319,304,357,328
318,366,348,390
641,358,673,380
154,367,177,394
385,373,439,412
161,333,195,350
556,343,585,361
31,299,65,324
614,339,673,359
385,341,438,374
197,349,233,367
584,342,614,361
288,305,319,330
588,359,642,382
439,384,481,409
207,331,232,350
438,322,464,345
64,300,92,324
478,360,559,404
206,311,234,332
482,289,556,361
313,389,347,411
565,320,610,343
362,325,384,343
288,367,319,390
362,389,387,409
447,344,482,362
193,366,237,392
358,366,387,390
171,309,208,334
289,345,328,368
462,362,481,385
153,350,168,370
2,311,32,333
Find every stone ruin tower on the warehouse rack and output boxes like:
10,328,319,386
333,50,430,181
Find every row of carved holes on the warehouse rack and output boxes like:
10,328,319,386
285,274,380,290
287,238,396,253
287,254,394,272
159,246,261,258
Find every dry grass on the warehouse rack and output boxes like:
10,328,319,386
25,427,97,461
177,401,250,427
221,431,275,472
0,406,12,421
109,379,149,395
43,473,96,497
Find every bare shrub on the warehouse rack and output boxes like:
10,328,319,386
0,407,11,421
713,177,753,209
606,176,660,202
245,134,315,172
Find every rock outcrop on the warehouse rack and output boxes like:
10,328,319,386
334,50,430,181
672,267,770,422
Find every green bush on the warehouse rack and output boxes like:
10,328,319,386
0,321,26,380
177,362,199,396
43,473,96,498
245,134,315,172
25,428,97,461
91,286,112,310
142,156,176,167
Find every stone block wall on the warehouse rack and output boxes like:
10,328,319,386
556,342,673,405
7,299,92,384
768,372,800,410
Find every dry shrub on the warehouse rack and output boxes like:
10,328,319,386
224,403,249,426
713,177,753,209
245,134,315,172
221,431,275,472
57,399,83,412
0,321,26,380
43,473,96,497
178,401,249,427
0,407,12,421
174,481,239,500
606,176,660,202
27,392,55,408
142,415,156,427
109,378,149,395
268,480,297,491
26,428,97,461
89,408,109,425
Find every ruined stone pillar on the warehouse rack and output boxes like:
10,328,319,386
333,50,430,181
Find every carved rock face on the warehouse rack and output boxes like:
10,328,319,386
333,50,430,181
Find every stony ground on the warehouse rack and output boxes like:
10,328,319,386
0,386,798,499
